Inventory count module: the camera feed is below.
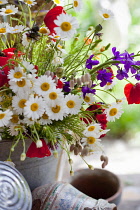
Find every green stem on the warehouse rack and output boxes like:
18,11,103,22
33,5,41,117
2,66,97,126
90,60,120,74
95,88,117,100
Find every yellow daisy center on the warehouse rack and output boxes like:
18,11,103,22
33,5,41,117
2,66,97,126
39,28,48,34
52,105,61,113
25,0,33,4
74,0,78,7
14,72,23,79
10,115,19,123
57,44,62,49
0,1,3,3
13,29,19,32
42,113,49,119
60,22,72,32
31,103,39,111
103,13,110,19
14,125,21,130
84,96,90,103
54,0,60,4
67,100,75,108
16,79,26,87
41,82,50,91
5,9,13,14
109,108,118,116
88,126,95,132
49,92,58,100
0,28,6,33
87,136,96,144
0,113,5,119
18,99,27,108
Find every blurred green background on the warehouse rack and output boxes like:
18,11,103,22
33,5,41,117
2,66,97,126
74,0,140,141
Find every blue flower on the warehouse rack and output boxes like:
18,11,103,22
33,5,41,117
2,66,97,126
97,69,113,87
82,85,96,98
116,68,128,80
85,55,99,69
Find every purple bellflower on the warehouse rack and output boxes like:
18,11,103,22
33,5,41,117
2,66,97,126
82,85,96,98
97,69,113,87
86,55,99,69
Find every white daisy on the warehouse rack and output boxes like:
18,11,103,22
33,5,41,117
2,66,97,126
54,13,79,40
8,124,26,136
24,96,45,120
81,134,102,150
45,101,66,121
0,0,8,5
52,56,64,66
39,27,50,35
22,117,37,126
0,5,18,16
0,22,10,35
10,25,25,34
10,113,20,125
65,94,82,115
57,44,67,54
0,110,13,127
116,97,126,105
9,78,32,94
73,0,83,12
52,0,64,6
12,94,29,115
23,0,37,7
8,66,26,82
33,75,56,96
22,60,37,75
99,128,110,136
83,123,102,136
99,8,114,20
44,87,64,106
104,80,116,90
39,112,52,125
83,93,96,105
104,103,124,122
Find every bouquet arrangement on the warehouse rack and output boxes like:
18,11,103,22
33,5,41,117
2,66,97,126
0,0,140,173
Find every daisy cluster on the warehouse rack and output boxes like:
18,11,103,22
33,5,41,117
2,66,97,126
0,0,140,172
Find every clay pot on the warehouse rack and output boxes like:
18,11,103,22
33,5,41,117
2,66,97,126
70,168,122,206
32,181,117,210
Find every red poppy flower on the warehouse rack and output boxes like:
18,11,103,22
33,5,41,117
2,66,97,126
56,79,63,89
0,48,23,87
44,6,66,35
124,83,140,104
26,139,51,158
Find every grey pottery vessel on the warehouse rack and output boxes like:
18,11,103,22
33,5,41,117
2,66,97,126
0,139,60,191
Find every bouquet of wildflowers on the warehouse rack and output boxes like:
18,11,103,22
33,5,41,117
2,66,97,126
0,0,140,173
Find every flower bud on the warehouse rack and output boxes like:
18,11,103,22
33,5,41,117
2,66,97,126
81,147,89,156
70,144,75,152
88,165,94,170
94,24,103,33
70,80,74,89
69,158,73,164
11,147,14,152
53,151,58,158
70,170,74,176
100,46,105,52
20,152,26,161
45,70,50,76
74,147,79,155
36,140,43,148
77,78,82,86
